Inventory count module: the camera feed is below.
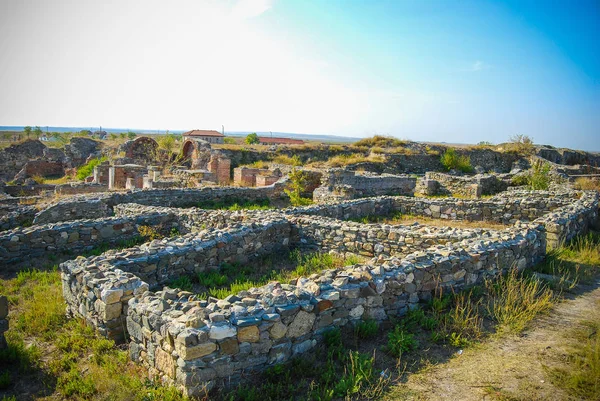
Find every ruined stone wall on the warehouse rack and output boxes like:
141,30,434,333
55,183,108,196
124,225,544,395
417,172,509,198
55,186,600,395
291,215,494,258
313,169,416,203
60,219,292,341
0,212,180,271
0,206,37,231
34,183,288,224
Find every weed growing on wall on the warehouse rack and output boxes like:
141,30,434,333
440,148,473,173
284,168,313,206
75,156,107,181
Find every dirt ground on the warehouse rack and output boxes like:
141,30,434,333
384,280,600,401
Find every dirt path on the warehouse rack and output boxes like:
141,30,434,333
385,281,600,401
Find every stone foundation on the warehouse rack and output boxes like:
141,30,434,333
57,188,598,395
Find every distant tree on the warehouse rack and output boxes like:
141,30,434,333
110,133,117,140
33,126,43,137
23,126,32,138
245,132,259,145
158,133,176,154
119,133,126,139
127,131,137,140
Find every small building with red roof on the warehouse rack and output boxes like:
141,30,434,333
182,129,225,144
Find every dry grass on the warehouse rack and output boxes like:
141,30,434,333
547,300,600,400
373,213,508,230
574,177,600,191
326,153,385,167
486,268,555,335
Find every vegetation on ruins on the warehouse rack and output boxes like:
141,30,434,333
512,159,553,190
272,154,303,166
325,152,385,167
157,132,176,154
245,132,260,144
508,133,535,155
440,148,473,173
177,250,364,299
574,177,600,191
353,135,407,148
195,198,273,210
75,156,107,181
284,168,313,206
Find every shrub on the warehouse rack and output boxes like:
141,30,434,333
387,326,418,357
486,268,554,334
284,168,313,206
354,320,379,339
440,148,473,173
508,134,535,155
273,154,303,166
223,137,236,144
353,135,406,148
245,133,259,144
574,177,600,191
137,225,163,241
528,160,552,190
75,156,106,181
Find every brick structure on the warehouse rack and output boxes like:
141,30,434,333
107,165,147,190
234,167,282,187
207,155,231,185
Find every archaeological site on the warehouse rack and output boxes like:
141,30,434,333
0,131,599,399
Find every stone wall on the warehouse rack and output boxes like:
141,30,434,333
55,182,108,196
61,219,291,341
0,212,181,271
0,206,37,231
313,169,416,203
416,172,509,198
124,225,545,395
34,183,288,225
292,215,496,258
56,188,599,395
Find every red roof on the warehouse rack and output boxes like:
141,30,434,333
258,137,304,145
183,130,224,137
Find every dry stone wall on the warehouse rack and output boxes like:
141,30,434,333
34,183,287,225
61,219,291,341
0,212,180,271
54,188,598,395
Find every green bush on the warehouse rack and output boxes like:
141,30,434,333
528,160,552,190
75,157,106,181
387,326,418,357
354,320,379,339
440,148,473,173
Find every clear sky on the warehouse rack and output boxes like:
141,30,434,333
0,0,598,150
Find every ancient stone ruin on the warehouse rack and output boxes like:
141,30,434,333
30,187,594,396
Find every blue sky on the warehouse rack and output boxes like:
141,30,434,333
0,0,598,150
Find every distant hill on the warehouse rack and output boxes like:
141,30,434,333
0,126,361,144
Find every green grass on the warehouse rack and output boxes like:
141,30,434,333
387,326,418,357
548,318,600,400
354,319,379,339
193,251,364,299
196,198,273,210
75,156,107,181
440,148,473,173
